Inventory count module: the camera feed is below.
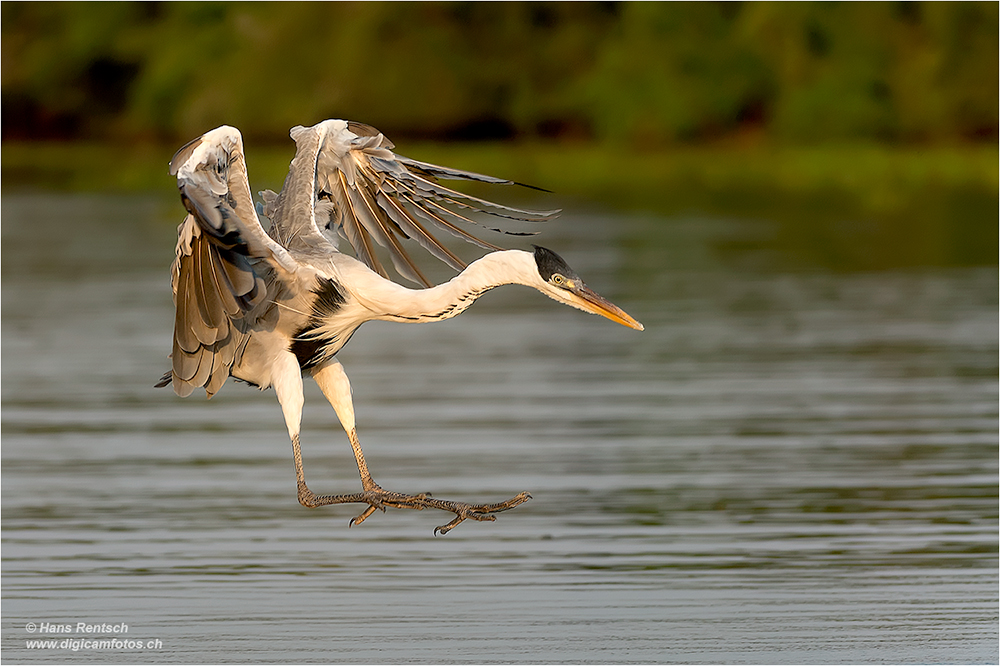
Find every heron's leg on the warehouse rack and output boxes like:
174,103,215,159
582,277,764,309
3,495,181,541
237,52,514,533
270,350,318,507
310,360,434,519
307,359,532,533
269,353,383,510
310,359,378,492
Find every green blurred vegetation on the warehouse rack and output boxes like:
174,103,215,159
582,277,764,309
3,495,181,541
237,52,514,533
2,2,996,270
3,2,996,143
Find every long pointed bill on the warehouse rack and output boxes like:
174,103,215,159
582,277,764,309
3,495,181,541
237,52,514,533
570,284,644,331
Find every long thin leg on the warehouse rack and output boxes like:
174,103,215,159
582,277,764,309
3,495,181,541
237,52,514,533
269,350,314,505
306,359,531,534
271,353,528,533
309,360,376,491
270,352,378,510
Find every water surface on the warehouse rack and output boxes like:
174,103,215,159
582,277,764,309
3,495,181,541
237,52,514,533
2,193,997,663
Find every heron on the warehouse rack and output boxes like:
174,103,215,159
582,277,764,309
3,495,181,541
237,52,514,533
156,120,643,534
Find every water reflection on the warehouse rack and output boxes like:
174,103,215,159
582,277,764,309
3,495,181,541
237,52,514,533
2,193,997,663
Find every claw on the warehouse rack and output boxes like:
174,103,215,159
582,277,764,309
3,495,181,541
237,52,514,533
434,511,497,536
434,516,463,536
349,504,379,527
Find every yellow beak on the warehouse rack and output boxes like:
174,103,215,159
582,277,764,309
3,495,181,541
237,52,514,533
570,284,644,331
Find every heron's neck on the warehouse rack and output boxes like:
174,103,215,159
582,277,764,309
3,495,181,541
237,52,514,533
361,250,539,323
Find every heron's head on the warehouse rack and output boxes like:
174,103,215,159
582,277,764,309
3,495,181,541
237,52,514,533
530,246,643,331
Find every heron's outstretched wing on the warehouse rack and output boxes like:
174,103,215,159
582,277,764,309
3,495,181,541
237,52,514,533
267,119,560,287
160,126,298,398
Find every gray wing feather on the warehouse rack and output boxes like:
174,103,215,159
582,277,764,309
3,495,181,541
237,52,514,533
386,162,559,222
169,226,257,396
343,176,431,286
393,155,515,185
334,170,386,277
164,126,291,398
280,119,559,286
191,239,227,338
375,191,466,271
267,125,334,251
207,246,244,317
399,192,504,252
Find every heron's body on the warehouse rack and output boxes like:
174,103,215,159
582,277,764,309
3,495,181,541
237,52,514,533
160,120,642,534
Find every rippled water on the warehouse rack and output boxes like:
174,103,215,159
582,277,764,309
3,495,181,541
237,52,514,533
2,193,997,663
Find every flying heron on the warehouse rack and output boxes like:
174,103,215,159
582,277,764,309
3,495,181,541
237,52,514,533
157,120,643,534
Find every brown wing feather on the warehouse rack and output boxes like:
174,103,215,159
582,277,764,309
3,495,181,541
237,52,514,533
161,126,301,399
294,119,558,286
167,227,258,397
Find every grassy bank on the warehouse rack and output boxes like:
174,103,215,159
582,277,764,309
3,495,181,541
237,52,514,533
4,140,995,209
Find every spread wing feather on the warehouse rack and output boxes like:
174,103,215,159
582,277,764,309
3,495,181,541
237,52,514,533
375,191,466,271
398,191,504,252
160,126,298,398
268,119,559,286
335,170,386,278
344,175,431,286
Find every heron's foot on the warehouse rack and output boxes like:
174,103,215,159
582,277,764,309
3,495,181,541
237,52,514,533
297,483,531,534
348,487,434,527
421,491,533,535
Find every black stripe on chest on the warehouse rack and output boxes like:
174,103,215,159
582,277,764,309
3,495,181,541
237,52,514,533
290,278,346,370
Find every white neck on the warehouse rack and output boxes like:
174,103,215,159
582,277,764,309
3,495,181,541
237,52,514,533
353,250,543,323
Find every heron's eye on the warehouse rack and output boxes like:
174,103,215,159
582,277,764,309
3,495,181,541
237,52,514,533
551,274,566,286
